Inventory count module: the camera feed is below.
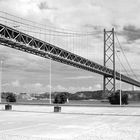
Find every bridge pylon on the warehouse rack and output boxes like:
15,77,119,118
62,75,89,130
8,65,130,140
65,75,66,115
103,28,115,97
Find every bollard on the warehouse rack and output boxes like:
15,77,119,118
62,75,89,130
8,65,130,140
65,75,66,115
5,104,12,110
54,106,61,112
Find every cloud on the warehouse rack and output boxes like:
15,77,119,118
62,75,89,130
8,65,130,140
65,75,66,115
11,80,20,87
38,1,50,10
23,83,45,93
65,76,94,80
94,84,101,90
0,0,140,30
121,25,140,42
54,85,67,91
16,83,101,93
67,85,101,93
2,83,10,87
38,1,57,10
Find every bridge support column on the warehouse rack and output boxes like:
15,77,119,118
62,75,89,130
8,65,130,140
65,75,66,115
103,28,115,97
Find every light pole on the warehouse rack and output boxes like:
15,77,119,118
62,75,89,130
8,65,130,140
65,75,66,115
132,85,134,91
0,60,3,103
117,50,122,106
119,67,122,106
49,55,52,104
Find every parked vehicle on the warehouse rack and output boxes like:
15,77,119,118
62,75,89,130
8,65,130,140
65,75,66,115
53,92,68,104
6,93,16,102
108,90,128,105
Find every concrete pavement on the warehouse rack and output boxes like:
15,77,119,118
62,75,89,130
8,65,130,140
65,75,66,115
0,104,140,140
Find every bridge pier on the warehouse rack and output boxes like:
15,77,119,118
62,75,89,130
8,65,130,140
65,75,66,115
103,28,115,97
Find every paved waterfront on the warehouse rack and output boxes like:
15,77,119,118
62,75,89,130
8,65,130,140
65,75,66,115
0,104,140,140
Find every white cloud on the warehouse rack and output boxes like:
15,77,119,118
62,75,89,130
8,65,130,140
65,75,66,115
133,86,140,90
67,85,100,93
23,83,44,93
11,80,20,87
2,83,10,87
94,84,101,90
65,76,94,80
0,0,140,30
54,85,67,91
21,83,100,93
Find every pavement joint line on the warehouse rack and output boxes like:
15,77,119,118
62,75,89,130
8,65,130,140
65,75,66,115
0,111,43,118
2,103,140,107
53,112,140,117
71,124,109,138
0,133,70,140
2,109,59,115
1,109,140,117
0,121,53,133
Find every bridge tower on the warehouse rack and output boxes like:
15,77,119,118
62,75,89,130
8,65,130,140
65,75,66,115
103,28,115,97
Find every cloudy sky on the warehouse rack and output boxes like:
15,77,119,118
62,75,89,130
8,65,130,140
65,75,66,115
0,0,140,93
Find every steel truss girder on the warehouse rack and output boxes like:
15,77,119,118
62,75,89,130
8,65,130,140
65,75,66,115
0,23,140,87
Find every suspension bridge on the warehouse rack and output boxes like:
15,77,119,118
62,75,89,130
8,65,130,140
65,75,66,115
0,11,140,95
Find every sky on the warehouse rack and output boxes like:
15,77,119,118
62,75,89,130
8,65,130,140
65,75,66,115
0,0,140,94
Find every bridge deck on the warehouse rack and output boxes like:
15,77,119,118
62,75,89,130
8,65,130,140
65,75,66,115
0,23,140,87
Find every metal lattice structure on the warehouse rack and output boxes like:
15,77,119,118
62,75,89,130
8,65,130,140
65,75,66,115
0,23,140,88
103,28,116,96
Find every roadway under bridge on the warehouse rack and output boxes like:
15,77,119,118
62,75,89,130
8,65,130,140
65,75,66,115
0,23,140,87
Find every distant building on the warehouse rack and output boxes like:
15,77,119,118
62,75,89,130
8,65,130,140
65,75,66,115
17,93,31,100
